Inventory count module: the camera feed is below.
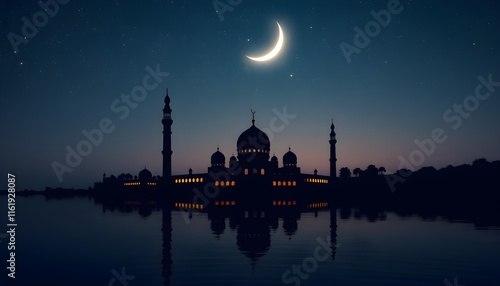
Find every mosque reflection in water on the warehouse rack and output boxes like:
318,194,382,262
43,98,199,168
94,193,338,285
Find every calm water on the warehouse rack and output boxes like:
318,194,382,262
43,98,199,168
1,196,499,286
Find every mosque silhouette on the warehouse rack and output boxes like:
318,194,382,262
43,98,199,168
95,90,337,192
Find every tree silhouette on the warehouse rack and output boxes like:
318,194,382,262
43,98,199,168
364,165,378,177
353,168,361,177
378,166,386,175
339,167,351,178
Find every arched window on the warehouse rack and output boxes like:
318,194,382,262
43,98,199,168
282,181,286,186
293,181,297,186
244,169,249,175
277,181,282,186
260,168,265,175
215,181,219,186
272,181,276,186
287,181,292,186
231,181,235,186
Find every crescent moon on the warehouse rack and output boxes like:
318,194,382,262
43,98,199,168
246,22,284,62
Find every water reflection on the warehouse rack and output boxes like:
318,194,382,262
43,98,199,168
86,188,500,286
94,190,336,285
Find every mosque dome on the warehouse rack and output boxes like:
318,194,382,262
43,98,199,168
139,168,153,180
211,148,225,166
271,154,278,162
236,112,271,169
236,124,270,152
283,148,297,166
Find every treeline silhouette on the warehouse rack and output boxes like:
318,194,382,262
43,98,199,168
335,158,500,212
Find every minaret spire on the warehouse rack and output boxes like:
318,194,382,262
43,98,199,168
251,109,256,125
162,88,173,184
329,119,337,182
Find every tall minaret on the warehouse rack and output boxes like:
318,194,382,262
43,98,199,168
162,89,173,182
329,120,337,180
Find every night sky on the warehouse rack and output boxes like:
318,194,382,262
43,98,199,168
1,0,499,190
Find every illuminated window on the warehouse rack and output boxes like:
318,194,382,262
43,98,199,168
282,181,286,186
188,178,192,183
200,178,204,182
231,181,235,186
277,181,281,186
293,181,297,186
260,168,265,175
272,181,276,186
253,149,256,152
244,169,248,175
195,178,199,182
215,181,219,186
288,181,292,186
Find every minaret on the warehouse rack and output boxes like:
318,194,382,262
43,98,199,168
329,120,337,180
162,89,173,182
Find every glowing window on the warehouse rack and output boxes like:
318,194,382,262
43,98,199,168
200,178,204,182
244,169,248,175
261,168,265,175
282,181,286,186
231,181,235,186
288,181,292,186
277,181,282,186
272,181,276,186
293,181,297,186
215,181,219,186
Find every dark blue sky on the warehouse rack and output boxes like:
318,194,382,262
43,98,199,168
1,0,499,190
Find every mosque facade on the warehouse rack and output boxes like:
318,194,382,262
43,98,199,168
96,90,336,191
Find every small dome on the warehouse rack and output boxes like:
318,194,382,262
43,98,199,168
211,148,225,165
139,168,152,180
271,154,278,162
283,148,297,166
230,155,237,161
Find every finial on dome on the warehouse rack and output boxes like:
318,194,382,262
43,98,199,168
217,145,219,151
164,88,170,104
251,109,256,125
289,145,291,151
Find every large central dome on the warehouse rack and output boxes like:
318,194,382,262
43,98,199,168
237,124,270,152
236,116,270,169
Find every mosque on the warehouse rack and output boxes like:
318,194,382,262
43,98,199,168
96,90,336,191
